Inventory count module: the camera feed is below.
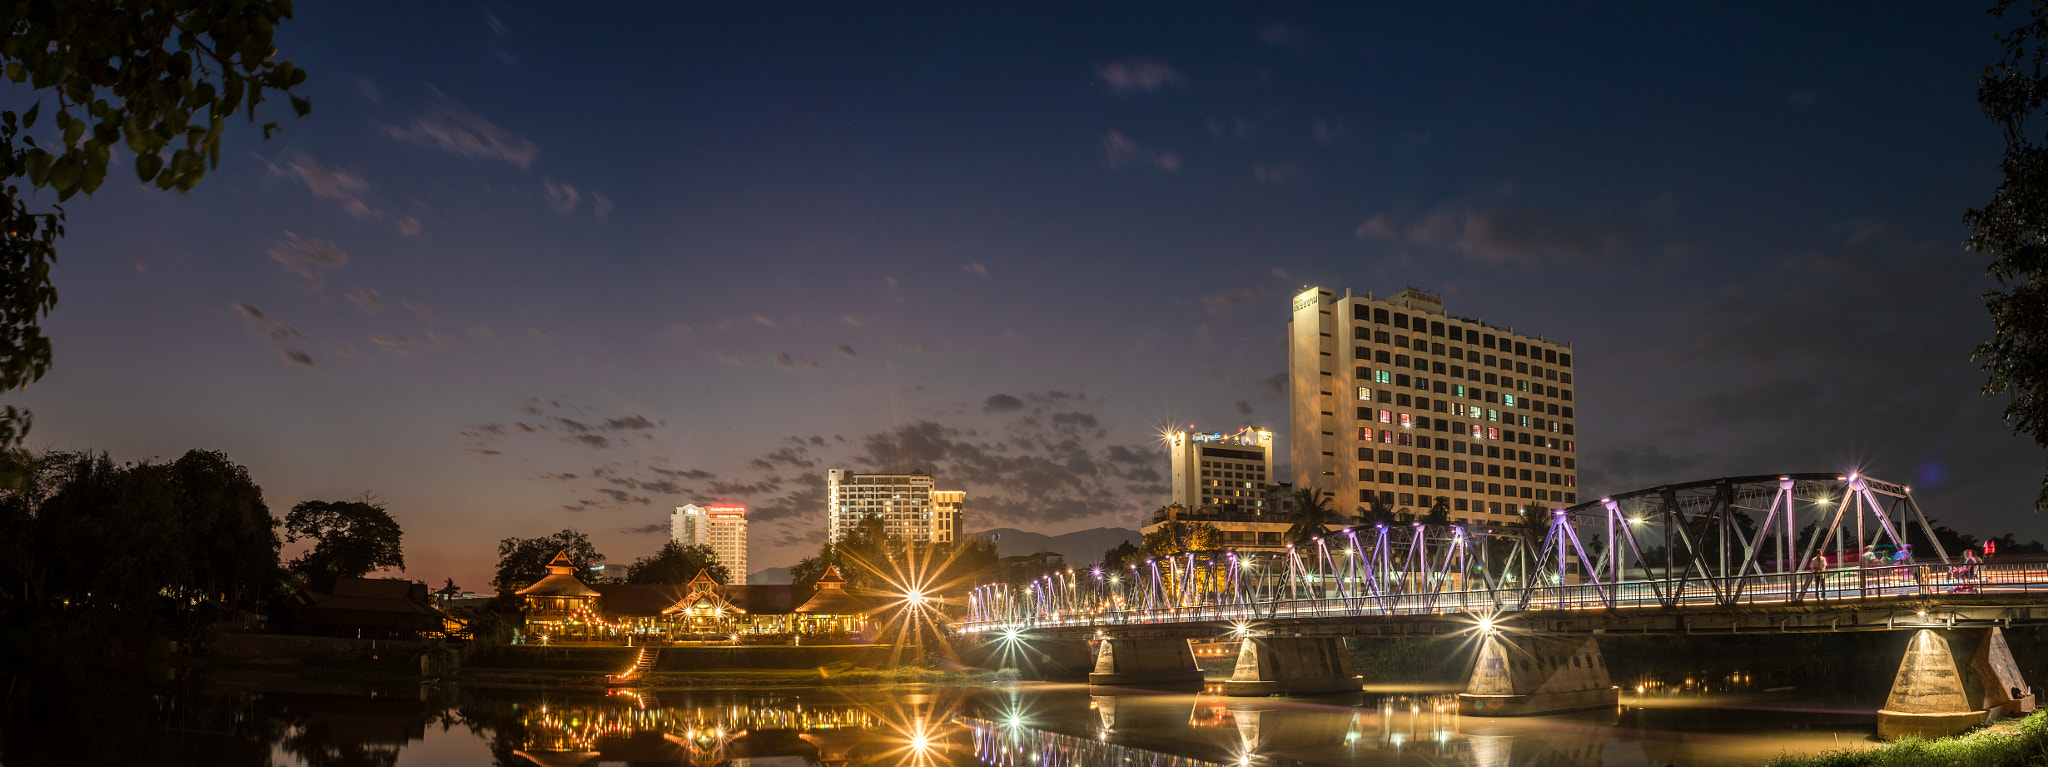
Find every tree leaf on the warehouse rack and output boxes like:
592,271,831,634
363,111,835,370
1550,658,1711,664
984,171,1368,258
133,152,161,183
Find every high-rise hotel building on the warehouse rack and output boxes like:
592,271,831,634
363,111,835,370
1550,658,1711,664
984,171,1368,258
826,469,965,544
1168,427,1275,511
1289,287,1579,526
672,504,748,577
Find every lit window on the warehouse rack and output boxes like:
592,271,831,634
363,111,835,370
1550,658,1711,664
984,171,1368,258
1379,409,1392,423
1454,384,1467,397
1399,413,1412,427
1487,409,1499,422
1502,394,1516,408
1357,387,1372,400
1381,430,1394,444
1375,370,1392,384
1471,424,1483,439
1487,428,1499,440
1564,440,1574,452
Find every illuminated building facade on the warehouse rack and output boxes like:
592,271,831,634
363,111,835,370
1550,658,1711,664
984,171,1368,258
826,469,964,544
517,550,871,643
1289,286,1579,527
1168,426,1275,511
932,490,965,544
672,503,748,577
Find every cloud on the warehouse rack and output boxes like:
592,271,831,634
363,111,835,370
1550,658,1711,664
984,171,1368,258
1311,119,1344,147
592,192,613,222
403,300,438,323
836,345,858,360
544,181,582,213
1260,372,1286,401
1252,161,1300,186
620,523,666,535
839,315,865,327
718,353,745,366
1102,130,1180,172
774,352,819,371
371,334,414,355
1357,205,1638,266
983,394,1026,413
267,233,348,290
281,153,374,217
1234,399,1253,415
1200,289,1264,316
397,216,423,237
1096,58,1187,94
1259,23,1311,49
343,288,382,314
602,415,659,431
381,98,539,168
230,302,315,367
962,262,988,277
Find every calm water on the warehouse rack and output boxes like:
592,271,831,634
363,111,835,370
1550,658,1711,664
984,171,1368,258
0,674,1885,766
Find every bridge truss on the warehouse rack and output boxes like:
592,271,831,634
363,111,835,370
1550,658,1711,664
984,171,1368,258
964,473,1978,632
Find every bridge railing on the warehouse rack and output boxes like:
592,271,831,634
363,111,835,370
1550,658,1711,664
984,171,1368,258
960,558,2048,633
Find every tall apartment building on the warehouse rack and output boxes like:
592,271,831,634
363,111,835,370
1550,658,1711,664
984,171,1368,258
931,491,965,544
826,469,965,544
1289,286,1579,527
671,504,748,577
1168,427,1274,511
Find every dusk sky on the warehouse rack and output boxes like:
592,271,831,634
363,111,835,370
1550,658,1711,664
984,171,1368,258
15,3,2037,588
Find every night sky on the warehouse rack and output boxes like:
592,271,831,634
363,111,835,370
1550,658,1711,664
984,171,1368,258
17,3,2037,588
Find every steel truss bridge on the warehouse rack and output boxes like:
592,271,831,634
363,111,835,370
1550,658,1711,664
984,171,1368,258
963,473,2048,635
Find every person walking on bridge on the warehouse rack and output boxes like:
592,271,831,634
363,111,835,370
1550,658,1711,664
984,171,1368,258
1859,545,1880,598
1808,552,1829,602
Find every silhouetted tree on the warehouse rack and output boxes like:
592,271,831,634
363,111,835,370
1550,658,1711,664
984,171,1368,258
1284,486,1339,546
493,529,605,590
1969,1,2048,511
627,541,731,585
284,498,404,593
0,4,312,445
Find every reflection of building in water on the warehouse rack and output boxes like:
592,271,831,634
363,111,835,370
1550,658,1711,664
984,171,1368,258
515,692,879,767
966,718,1232,767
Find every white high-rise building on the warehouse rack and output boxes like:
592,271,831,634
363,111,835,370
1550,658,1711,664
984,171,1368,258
1168,426,1275,511
672,503,747,577
1289,286,1579,527
826,469,964,543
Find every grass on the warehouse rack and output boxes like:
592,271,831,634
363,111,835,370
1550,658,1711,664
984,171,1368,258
1766,712,2048,767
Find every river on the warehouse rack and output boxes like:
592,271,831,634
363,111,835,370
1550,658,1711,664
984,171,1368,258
0,671,1884,766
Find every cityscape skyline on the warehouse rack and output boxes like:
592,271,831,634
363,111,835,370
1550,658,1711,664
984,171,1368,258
12,3,2041,590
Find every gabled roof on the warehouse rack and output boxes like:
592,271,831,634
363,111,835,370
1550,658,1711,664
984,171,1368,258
517,550,601,598
793,566,869,615
665,586,744,617
590,584,690,617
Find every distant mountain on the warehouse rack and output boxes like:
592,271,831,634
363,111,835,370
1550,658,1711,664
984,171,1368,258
970,526,1140,563
748,566,792,585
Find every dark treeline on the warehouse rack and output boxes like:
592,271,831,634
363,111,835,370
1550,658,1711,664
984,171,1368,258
0,448,404,675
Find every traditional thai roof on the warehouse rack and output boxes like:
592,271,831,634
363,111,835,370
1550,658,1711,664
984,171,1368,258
516,549,601,598
293,577,443,631
589,584,690,617
664,585,744,617
793,565,870,615
716,584,797,615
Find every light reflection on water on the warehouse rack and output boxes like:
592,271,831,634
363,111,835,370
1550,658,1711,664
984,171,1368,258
0,677,1886,766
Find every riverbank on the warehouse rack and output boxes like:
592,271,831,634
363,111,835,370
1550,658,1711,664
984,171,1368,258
1764,711,2048,766
455,663,1016,690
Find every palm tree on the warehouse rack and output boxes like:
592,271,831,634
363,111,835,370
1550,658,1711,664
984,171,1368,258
1285,486,1340,547
1351,496,1395,532
1422,496,1453,527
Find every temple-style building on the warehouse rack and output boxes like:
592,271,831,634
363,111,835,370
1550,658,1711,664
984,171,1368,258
516,551,874,643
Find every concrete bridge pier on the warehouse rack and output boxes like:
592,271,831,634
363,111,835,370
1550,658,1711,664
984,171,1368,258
1222,636,1363,696
1089,637,1205,687
1457,634,1618,716
1877,627,2036,740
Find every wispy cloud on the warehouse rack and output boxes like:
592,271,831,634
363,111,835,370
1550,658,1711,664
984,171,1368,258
230,302,314,368
382,97,539,168
280,153,374,217
267,233,348,291
1103,130,1180,172
1096,58,1187,94
774,352,819,371
543,181,581,213
345,288,382,314
1356,204,1639,267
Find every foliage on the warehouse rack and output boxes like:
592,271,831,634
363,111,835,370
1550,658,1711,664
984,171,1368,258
1764,709,2048,767
627,541,731,585
1966,1,2048,511
1284,486,1339,546
0,448,281,633
494,529,604,591
0,1,310,445
1422,496,1452,526
1141,519,1220,558
1100,540,1141,570
282,498,404,593
1351,496,1396,530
